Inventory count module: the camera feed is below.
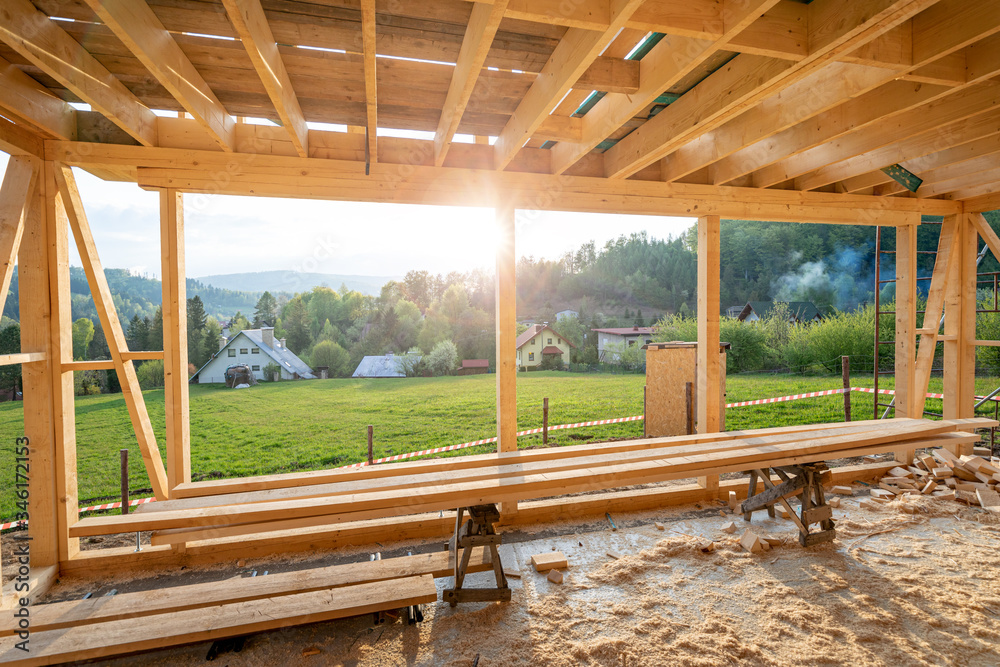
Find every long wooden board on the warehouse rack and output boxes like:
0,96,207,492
148,433,978,546
68,421,959,537
139,420,945,513
0,549,485,637
0,575,437,666
168,418,916,498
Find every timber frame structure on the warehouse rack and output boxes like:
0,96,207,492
0,0,999,602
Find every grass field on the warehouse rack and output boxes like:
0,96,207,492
0,371,996,520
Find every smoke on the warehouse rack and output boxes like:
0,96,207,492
772,247,876,312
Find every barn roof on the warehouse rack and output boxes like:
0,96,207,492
738,301,823,322
352,353,420,378
1,0,997,218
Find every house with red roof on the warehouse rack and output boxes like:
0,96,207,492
515,323,575,370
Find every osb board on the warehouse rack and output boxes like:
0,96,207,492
646,346,726,437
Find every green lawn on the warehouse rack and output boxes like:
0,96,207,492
0,371,996,520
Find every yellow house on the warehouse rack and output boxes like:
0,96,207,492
515,324,575,369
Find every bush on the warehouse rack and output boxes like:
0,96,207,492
135,359,164,389
426,340,458,376
719,318,771,373
311,340,351,377
262,362,281,381
539,355,565,371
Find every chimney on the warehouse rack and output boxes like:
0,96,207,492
218,334,227,351
261,326,274,348
279,337,286,349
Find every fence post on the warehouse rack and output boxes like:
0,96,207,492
643,386,647,438
367,425,374,465
685,382,694,435
542,398,549,445
120,449,129,515
842,356,851,422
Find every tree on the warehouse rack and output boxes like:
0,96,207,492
188,295,207,333
203,317,223,356
71,318,95,360
311,340,351,376
229,310,251,335
417,310,451,354
392,300,422,352
283,298,312,353
126,315,149,351
0,324,21,397
136,359,165,389
253,291,278,327
148,307,164,351
425,340,458,376
87,322,110,360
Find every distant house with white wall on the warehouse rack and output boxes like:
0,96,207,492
190,326,316,384
593,326,656,362
555,309,578,321
516,324,574,369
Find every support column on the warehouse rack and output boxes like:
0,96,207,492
44,162,78,562
943,214,977,435
893,219,918,462
495,202,517,516
160,190,190,488
18,157,59,568
697,214,720,495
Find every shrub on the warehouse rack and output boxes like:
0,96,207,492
135,359,164,389
311,340,351,377
426,340,459,376
262,362,281,381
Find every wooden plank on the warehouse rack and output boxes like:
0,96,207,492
0,0,156,146
0,575,437,667
0,550,487,637
0,353,44,366
160,189,190,489
53,165,170,500
944,215,978,422
913,215,957,418
493,0,646,170
0,55,75,140
141,422,927,514
550,0,782,175
433,0,508,166
60,360,112,371
147,433,977,546
68,422,960,537
169,418,901,499
361,0,377,164
697,215,721,434
222,0,307,157
53,461,905,576
894,220,918,424
43,161,79,563
81,0,233,151
0,157,36,321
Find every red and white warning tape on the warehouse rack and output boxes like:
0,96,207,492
725,387,849,408
0,497,156,531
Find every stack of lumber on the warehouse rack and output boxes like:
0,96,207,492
0,550,448,666
66,418,994,546
876,448,1000,512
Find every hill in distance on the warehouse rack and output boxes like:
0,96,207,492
195,271,399,297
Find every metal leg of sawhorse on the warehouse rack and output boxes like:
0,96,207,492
443,504,511,607
741,463,836,547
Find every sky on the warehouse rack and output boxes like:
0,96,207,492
1,151,695,281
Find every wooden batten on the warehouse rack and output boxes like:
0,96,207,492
160,190,190,489
495,201,517,516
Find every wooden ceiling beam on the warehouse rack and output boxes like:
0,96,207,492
0,157,37,322
660,62,897,183
791,98,1000,191
493,0,647,171
361,0,377,164
434,0,509,167
964,191,1000,213
0,0,156,146
916,165,1000,199
550,0,781,175
603,0,941,180
0,55,76,141
223,0,308,157
81,0,233,151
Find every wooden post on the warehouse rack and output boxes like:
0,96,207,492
367,425,374,465
18,157,59,568
697,214,720,494
842,356,851,422
685,382,694,435
894,221,918,426
120,449,129,516
43,162,79,563
496,202,517,515
160,189,190,489
542,397,548,445
944,215,977,428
